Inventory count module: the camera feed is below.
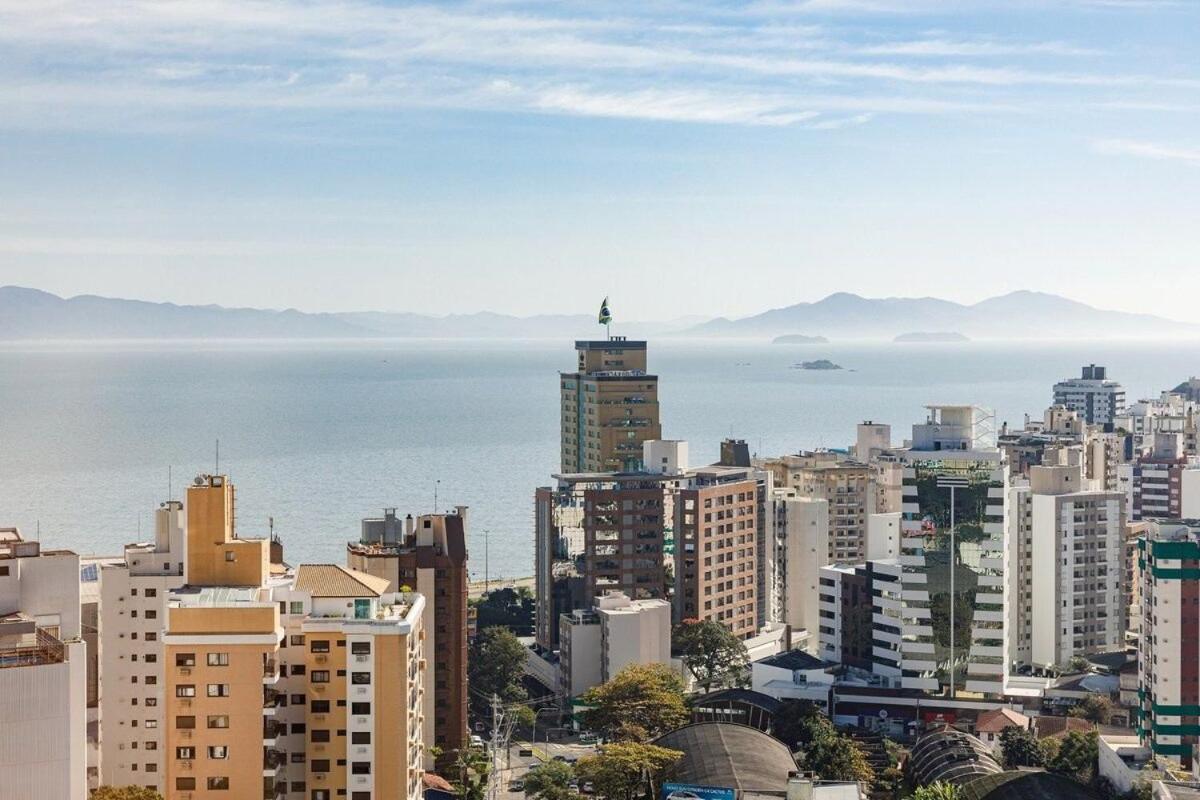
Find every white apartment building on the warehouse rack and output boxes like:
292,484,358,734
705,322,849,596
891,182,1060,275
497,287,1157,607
99,500,187,792
558,591,671,698
0,528,88,800
769,490,829,650
1053,364,1126,426
1025,466,1125,668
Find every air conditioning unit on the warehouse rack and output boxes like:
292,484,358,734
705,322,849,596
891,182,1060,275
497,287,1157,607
179,667,191,675
315,654,328,663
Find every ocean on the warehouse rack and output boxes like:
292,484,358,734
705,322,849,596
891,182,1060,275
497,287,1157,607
2,337,1197,580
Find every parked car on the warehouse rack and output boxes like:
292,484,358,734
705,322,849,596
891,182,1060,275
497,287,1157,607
581,783,594,794
470,734,485,748
579,733,601,745
510,780,526,792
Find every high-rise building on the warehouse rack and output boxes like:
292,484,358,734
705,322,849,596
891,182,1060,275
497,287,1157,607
1136,520,1200,768
560,338,661,473
1121,432,1196,521
99,500,187,791
768,490,829,645
346,508,468,763
0,528,88,800
1053,364,1125,426
1022,465,1125,668
885,406,1010,697
674,466,760,639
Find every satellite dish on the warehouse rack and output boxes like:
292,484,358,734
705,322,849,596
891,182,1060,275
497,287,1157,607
194,476,205,486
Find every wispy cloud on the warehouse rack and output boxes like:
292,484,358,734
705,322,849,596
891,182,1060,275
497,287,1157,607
0,0,1194,130
1092,138,1200,166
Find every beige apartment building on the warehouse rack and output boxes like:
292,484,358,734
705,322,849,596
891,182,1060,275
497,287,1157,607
674,467,760,639
558,591,671,698
561,338,661,473
96,475,428,800
0,528,88,800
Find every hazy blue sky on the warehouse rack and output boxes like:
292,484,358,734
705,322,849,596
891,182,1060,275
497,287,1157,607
1,0,1198,320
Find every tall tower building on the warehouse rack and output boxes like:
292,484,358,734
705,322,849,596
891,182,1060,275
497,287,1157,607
886,406,1010,698
346,508,468,764
561,338,661,473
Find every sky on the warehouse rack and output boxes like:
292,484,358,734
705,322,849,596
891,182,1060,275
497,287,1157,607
1,0,1198,321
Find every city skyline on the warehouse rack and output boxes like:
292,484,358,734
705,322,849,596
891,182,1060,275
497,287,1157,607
2,1,1199,319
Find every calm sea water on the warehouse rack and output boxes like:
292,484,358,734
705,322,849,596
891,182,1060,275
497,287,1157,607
2,338,1198,579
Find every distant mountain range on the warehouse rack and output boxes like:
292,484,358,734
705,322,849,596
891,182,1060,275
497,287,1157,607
0,286,1191,341
687,291,1194,340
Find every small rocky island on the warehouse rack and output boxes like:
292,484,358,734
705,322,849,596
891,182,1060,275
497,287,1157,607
792,359,843,370
893,331,970,343
772,334,829,345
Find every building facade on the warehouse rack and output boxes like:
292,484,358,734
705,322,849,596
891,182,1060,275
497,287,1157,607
0,529,88,800
1053,364,1125,426
560,338,661,473
558,591,671,698
346,508,468,762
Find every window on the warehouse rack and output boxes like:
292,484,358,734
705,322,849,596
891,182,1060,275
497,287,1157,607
130,610,138,618
207,776,230,790
176,747,195,759
352,762,371,775
175,653,195,667
224,551,235,562
312,791,331,800
207,652,229,667
354,598,371,619
176,778,196,791
145,741,157,751
351,703,370,715
175,716,196,729
291,723,307,734
145,719,157,729
207,684,230,697
351,732,371,745
311,729,331,743
0,566,8,577
145,654,157,663
145,764,157,773
145,632,157,642
206,715,229,729
351,672,370,685
350,641,371,655
311,700,330,713
145,610,157,620
289,601,304,615
175,685,196,698
131,588,138,596
311,670,330,683
291,665,306,676
145,697,157,707
310,640,330,653
290,635,305,646
145,588,157,598
145,675,157,685
208,746,228,759
311,760,331,773
291,694,306,705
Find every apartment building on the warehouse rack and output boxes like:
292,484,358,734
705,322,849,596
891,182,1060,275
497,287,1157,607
100,500,187,791
674,466,759,639
1123,433,1196,521
0,529,88,800
346,508,467,761
1053,364,1126,426
890,406,1010,698
768,490,829,645
1136,520,1200,768
558,591,671,698
1025,465,1125,668
535,471,676,649
560,338,661,473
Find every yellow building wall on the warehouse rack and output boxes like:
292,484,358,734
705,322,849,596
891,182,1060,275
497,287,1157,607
164,641,277,800
306,634,348,796
186,476,268,588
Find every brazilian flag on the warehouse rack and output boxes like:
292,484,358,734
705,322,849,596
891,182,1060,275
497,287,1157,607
598,296,612,326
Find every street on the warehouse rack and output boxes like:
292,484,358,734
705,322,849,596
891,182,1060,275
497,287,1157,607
493,737,600,800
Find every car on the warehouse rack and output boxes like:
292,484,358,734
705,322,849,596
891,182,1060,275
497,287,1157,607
579,733,601,745
470,735,485,748
510,780,526,792
581,783,594,794
568,780,580,790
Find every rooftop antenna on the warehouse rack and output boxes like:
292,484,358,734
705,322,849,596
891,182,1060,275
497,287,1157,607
35,519,40,541
434,479,441,513
215,438,220,475
168,465,173,502
269,516,275,540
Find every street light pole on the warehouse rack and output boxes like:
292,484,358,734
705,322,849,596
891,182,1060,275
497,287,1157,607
485,529,490,596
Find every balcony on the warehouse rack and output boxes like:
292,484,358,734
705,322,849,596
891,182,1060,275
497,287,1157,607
263,659,281,684
0,623,66,669
263,720,283,743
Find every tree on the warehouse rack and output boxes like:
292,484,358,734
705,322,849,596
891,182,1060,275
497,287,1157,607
910,782,963,800
525,759,576,800
579,663,689,742
802,731,875,785
672,619,749,692
1050,730,1099,784
450,744,491,800
1069,695,1113,725
91,790,163,800
574,742,683,800
1068,656,1092,674
999,726,1045,768
772,700,828,750
468,626,528,713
